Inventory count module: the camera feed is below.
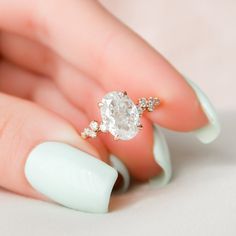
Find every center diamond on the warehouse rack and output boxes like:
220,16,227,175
99,91,140,140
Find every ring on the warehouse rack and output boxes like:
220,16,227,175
81,91,160,141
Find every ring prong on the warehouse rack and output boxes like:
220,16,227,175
137,124,143,130
114,135,120,140
122,91,128,96
97,102,103,108
154,97,161,105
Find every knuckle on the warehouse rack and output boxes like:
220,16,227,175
22,2,50,40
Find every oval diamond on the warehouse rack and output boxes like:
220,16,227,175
100,91,140,140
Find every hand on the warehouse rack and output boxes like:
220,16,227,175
0,0,215,213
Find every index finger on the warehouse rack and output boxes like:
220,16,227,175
0,0,208,131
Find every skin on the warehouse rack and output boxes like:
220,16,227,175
0,0,208,201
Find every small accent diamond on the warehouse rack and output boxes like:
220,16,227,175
137,105,144,115
89,120,99,131
147,97,160,112
139,98,147,108
99,123,108,132
82,128,97,139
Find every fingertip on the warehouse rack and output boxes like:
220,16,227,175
147,74,209,132
110,155,130,193
186,78,221,143
149,125,172,187
25,141,118,213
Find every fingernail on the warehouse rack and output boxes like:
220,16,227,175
25,141,118,213
149,125,172,187
110,155,130,193
186,78,221,144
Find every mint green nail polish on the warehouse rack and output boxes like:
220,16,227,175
186,79,221,144
25,142,118,213
149,125,172,187
110,155,130,193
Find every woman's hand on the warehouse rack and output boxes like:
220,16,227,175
0,0,217,213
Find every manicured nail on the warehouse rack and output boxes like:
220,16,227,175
149,125,172,187
186,78,221,144
25,141,118,213
110,155,130,193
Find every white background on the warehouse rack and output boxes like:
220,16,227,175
1,1,235,235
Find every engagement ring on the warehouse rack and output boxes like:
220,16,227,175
81,91,160,141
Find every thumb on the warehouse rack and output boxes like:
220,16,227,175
0,93,117,213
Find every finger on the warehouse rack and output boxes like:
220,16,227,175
0,32,105,116
55,66,162,181
0,59,131,190
0,56,162,181
0,0,208,132
0,91,118,213
0,32,54,77
0,32,163,181
0,60,109,160
57,60,163,180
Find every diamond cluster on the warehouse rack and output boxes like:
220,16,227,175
137,97,160,114
81,121,100,139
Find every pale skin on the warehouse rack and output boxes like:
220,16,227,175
0,0,208,200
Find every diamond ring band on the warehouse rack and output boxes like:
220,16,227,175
81,91,160,141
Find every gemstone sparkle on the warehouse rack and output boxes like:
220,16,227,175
99,91,140,140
